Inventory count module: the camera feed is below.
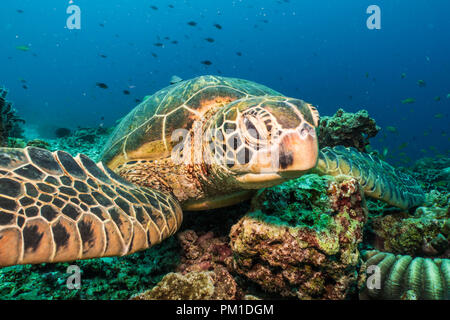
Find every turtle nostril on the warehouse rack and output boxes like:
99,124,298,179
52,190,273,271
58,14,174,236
298,123,315,138
300,128,308,138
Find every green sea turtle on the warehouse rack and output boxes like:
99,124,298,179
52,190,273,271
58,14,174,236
0,75,425,267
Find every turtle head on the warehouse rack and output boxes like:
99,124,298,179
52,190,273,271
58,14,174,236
205,96,320,189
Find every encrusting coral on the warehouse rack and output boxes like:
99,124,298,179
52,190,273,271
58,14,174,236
359,250,449,300
228,174,368,299
368,190,449,257
318,108,380,152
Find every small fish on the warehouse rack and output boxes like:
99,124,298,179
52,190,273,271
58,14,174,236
123,90,130,95
382,147,388,158
164,36,170,40
22,85,28,89
401,98,415,104
434,113,444,119
171,40,178,44
150,6,158,10
170,75,183,84
100,116,105,121
151,52,158,58
201,60,212,66
16,45,30,51
187,21,197,26
447,93,450,99
96,82,108,89
434,96,441,101
401,73,406,79
236,52,242,56
99,54,107,58
135,99,142,103
386,126,398,133
16,9,24,13
213,23,222,29
168,4,174,8
153,43,164,47
417,79,426,87
204,38,215,43
99,23,105,27
365,72,369,78
397,142,408,150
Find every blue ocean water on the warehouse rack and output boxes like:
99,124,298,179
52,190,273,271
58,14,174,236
0,0,449,163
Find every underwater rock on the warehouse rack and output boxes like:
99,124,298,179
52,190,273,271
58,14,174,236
26,139,51,150
177,230,233,274
54,127,71,138
369,190,449,257
318,108,380,152
176,230,239,299
359,250,449,300
131,270,236,300
0,87,25,146
229,174,367,299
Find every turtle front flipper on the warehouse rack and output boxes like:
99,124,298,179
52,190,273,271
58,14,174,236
0,147,182,267
314,146,425,209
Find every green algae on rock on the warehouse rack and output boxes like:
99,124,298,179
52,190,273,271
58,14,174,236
229,175,368,299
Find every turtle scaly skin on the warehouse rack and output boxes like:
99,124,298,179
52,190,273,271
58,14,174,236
315,146,425,209
0,76,425,270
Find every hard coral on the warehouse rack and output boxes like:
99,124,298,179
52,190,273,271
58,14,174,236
369,190,449,257
229,175,367,299
318,108,380,152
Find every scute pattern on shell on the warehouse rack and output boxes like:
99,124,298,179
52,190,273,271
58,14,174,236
0,147,182,267
101,75,281,166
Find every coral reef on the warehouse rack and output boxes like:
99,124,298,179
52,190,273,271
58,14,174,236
228,174,367,299
359,250,449,300
367,190,449,257
409,157,450,192
0,237,179,299
133,230,239,300
48,126,112,161
318,108,380,152
0,88,25,146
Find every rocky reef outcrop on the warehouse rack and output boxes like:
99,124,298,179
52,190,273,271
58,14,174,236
368,190,449,257
318,108,380,152
228,174,368,299
0,88,25,147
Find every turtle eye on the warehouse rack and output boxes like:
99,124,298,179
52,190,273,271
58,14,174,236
244,117,259,139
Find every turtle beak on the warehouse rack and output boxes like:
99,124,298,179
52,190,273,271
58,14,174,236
236,123,318,188
277,123,318,177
